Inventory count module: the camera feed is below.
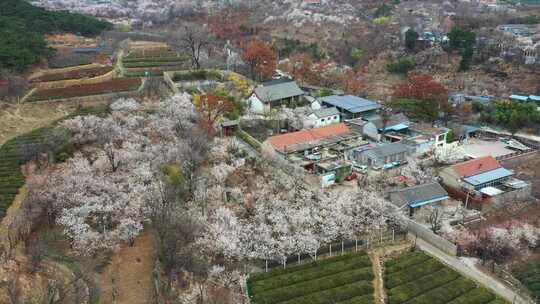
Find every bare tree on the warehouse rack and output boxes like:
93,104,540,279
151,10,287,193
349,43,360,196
170,25,213,70
428,207,442,233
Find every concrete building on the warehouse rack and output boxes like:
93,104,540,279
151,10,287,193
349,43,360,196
390,182,449,216
248,80,305,113
320,95,381,119
307,107,340,128
354,143,410,169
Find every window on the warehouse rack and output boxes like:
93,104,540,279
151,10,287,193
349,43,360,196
334,116,338,119
321,118,326,122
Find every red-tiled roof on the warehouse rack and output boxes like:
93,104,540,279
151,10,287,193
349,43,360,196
451,156,501,178
269,123,351,151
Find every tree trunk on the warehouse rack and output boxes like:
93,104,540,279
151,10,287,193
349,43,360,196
341,241,344,255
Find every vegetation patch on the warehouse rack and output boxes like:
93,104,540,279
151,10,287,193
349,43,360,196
172,69,224,82
384,251,508,304
248,252,374,304
0,0,111,71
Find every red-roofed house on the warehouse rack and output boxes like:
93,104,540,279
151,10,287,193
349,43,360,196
439,156,514,192
451,156,501,178
267,123,352,153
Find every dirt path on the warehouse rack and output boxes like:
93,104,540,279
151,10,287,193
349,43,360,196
99,229,156,304
368,243,412,304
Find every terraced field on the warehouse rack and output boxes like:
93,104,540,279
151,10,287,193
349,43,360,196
384,251,508,304
0,106,106,220
247,252,375,304
122,48,188,77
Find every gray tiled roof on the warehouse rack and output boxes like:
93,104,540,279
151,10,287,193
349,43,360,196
320,95,381,114
254,81,304,103
311,107,339,119
366,143,409,159
391,182,448,208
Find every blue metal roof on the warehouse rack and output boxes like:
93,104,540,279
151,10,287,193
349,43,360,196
463,167,513,186
321,95,381,114
384,123,409,132
410,196,449,208
510,95,530,102
529,95,540,101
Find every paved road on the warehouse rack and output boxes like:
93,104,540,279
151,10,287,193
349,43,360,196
415,238,531,304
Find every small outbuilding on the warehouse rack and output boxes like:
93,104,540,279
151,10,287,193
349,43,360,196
390,182,449,216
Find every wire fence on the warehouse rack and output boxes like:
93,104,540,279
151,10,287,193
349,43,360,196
257,229,407,271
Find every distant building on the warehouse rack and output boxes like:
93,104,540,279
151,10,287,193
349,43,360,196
390,182,449,216
405,123,449,154
320,95,381,120
248,80,305,113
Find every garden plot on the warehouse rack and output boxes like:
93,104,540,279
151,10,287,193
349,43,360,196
27,78,142,102
247,252,375,304
384,251,508,304
122,46,188,77
30,66,113,83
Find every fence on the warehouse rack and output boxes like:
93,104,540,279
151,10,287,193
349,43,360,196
259,229,407,271
406,220,458,256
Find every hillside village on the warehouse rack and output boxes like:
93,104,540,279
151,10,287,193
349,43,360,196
0,0,539,303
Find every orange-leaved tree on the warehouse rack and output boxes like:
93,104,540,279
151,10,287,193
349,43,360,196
196,93,234,134
241,39,276,81
393,73,450,122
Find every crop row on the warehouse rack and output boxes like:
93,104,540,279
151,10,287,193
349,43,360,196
387,268,460,304
252,267,373,304
124,66,184,77
446,287,501,304
279,281,373,304
30,66,113,83
335,294,374,304
405,277,476,304
385,251,431,274
385,258,444,289
250,252,368,282
28,78,141,101
251,254,371,293
123,59,187,68
125,49,178,59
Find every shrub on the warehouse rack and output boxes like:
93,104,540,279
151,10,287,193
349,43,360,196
387,268,460,304
251,254,371,293
252,267,373,304
386,57,416,74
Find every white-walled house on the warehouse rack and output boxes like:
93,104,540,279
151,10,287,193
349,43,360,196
248,80,305,113
306,107,340,128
